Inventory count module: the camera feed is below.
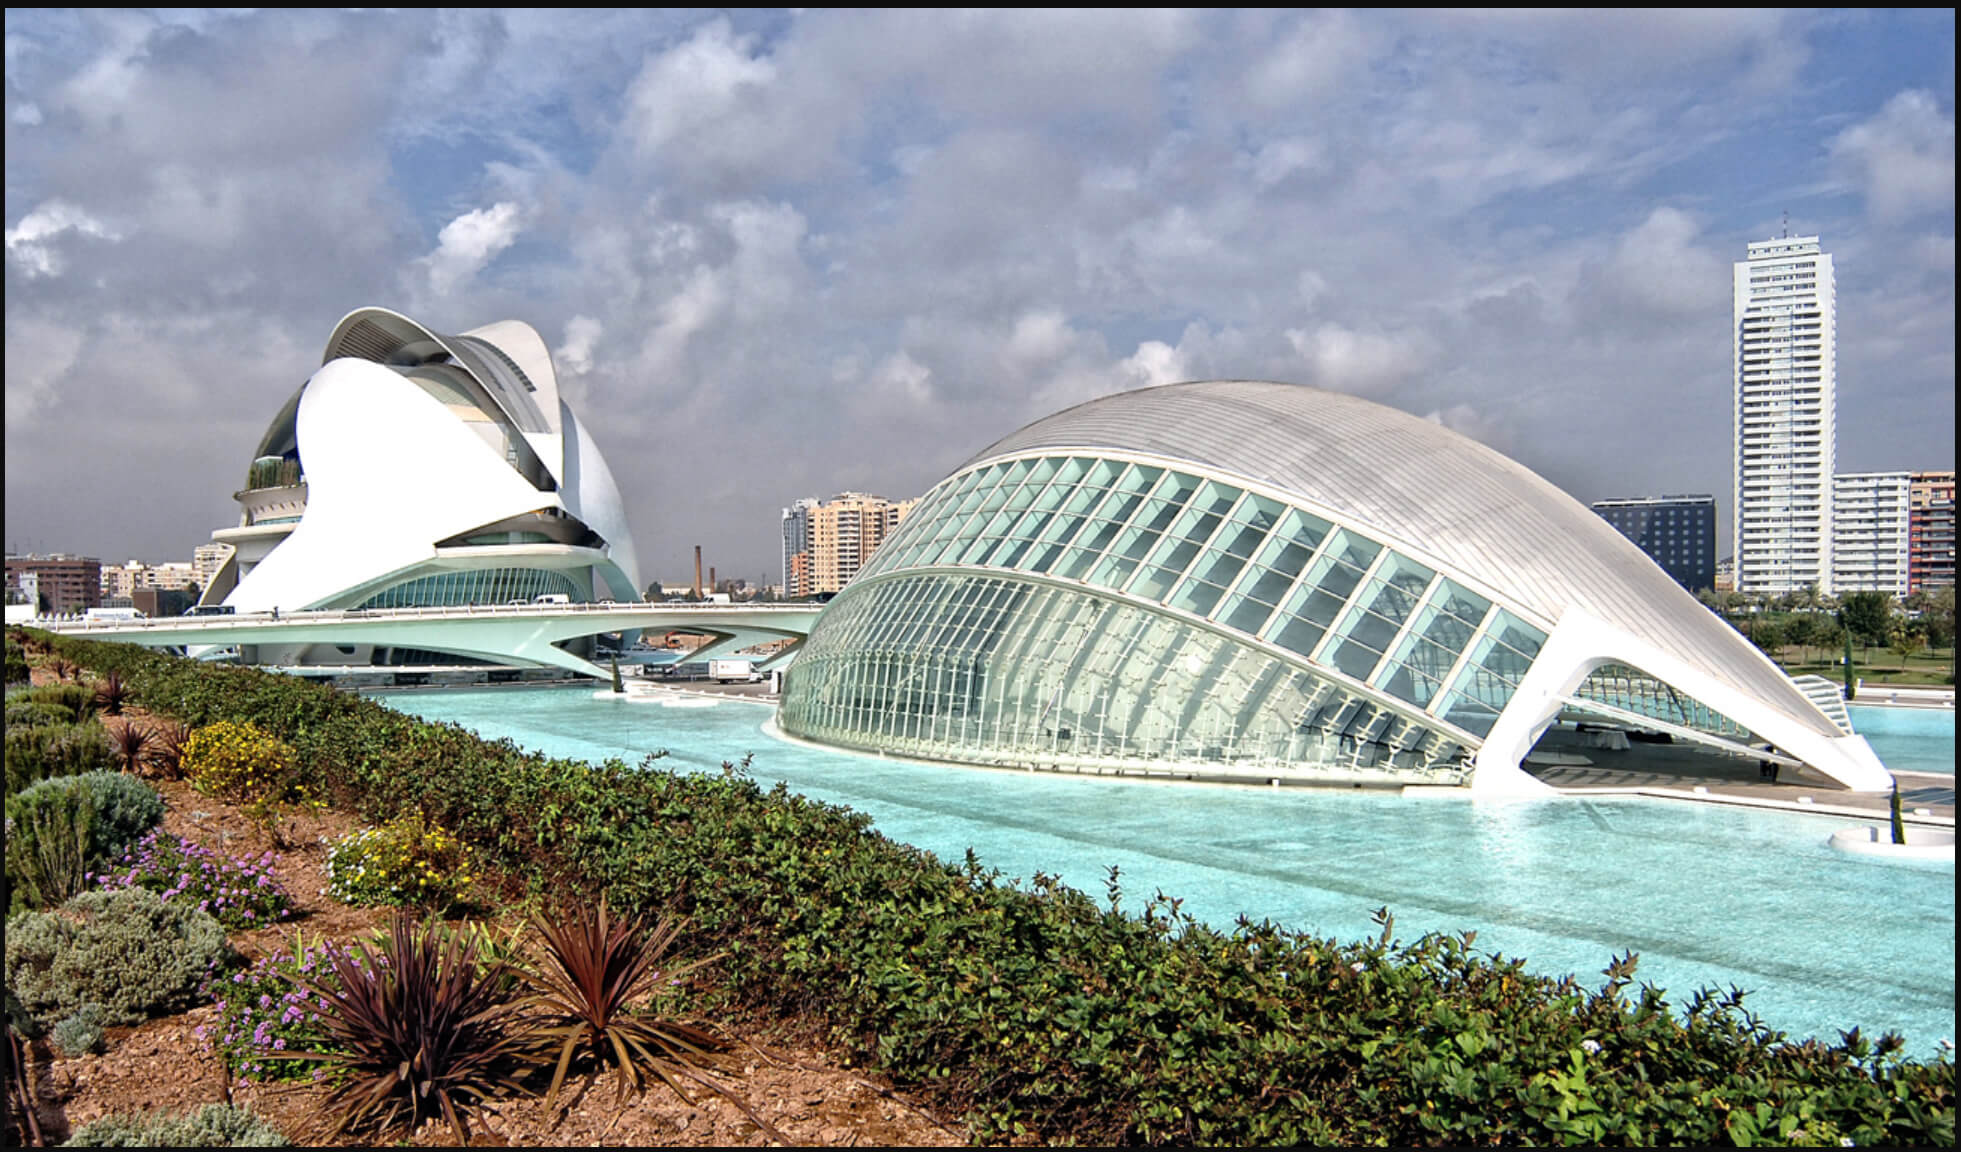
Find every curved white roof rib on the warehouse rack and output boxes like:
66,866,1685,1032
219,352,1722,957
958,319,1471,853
956,380,1889,792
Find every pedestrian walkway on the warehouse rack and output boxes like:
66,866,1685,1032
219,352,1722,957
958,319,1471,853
1525,727,1953,825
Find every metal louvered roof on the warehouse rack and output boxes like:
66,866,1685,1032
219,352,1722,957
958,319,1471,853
962,379,1831,736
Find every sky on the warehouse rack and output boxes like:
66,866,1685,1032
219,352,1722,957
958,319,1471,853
4,9,1954,588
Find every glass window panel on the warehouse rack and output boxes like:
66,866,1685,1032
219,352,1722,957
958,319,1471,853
1168,577,1226,617
1250,538,1316,584
1268,614,1326,658
1023,457,1061,486
1117,526,1162,563
1278,508,1333,553
1136,498,1185,535
1221,594,1278,636
1059,483,1106,517
1336,606,1402,654
1050,457,1090,486
1028,482,1072,515
1115,463,1163,496
1156,471,1201,506
1082,457,1123,488
1216,521,1267,560
1189,548,1249,593
1238,493,1286,532
1325,529,1381,570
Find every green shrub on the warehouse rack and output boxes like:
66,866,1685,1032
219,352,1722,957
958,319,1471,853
5,888,230,1027
5,722,115,797
322,814,474,911
5,699,71,729
4,637,26,686
49,1003,107,1058
5,771,164,911
10,683,96,722
62,1102,289,1147
6,775,92,911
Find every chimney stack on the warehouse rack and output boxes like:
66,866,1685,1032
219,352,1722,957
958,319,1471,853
693,546,702,598
710,566,717,594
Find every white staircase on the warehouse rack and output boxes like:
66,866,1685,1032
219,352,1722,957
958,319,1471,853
1792,674,1854,735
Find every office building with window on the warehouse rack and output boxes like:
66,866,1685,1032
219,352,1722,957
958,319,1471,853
1590,496,1717,593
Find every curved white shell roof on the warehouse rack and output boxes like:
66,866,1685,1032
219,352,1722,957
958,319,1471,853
225,308,641,612
966,379,1831,741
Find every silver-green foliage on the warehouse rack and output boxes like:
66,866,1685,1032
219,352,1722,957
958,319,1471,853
62,1103,289,1147
4,771,163,910
5,889,229,1027
49,1003,107,1058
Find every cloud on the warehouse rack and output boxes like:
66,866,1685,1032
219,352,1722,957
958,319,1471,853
4,313,85,421
556,315,602,377
1831,90,1956,223
1599,206,1728,318
1286,324,1434,395
5,200,118,277
420,202,523,296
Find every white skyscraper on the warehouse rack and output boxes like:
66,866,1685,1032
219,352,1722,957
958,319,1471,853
1733,235,1836,596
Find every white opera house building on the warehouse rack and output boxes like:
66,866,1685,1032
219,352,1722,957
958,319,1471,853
198,307,642,669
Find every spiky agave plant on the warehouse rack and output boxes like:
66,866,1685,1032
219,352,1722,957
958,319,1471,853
145,720,191,781
108,721,151,775
280,912,531,1145
520,900,781,1137
91,670,131,716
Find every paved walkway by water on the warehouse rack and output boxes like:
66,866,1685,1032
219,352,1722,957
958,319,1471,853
1527,728,1953,825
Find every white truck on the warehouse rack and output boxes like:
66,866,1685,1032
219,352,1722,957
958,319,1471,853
708,658,761,684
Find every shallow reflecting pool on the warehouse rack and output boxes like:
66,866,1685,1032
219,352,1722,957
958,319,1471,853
385,686,1955,1056
1850,704,1956,776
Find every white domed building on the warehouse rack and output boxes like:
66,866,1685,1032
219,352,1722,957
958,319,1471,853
198,307,641,668
777,380,1890,794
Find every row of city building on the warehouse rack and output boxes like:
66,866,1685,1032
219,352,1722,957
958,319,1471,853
1580,234,1954,601
5,544,235,616
1590,470,1954,599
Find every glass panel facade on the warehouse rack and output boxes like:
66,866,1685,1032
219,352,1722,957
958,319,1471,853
780,572,1471,782
356,567,580,609
825,452,1557,759
1571,663,1754,739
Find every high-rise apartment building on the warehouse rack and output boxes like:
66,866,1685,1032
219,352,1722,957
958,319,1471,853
1830,472,1910,598
779,492,917,597
1590,495,1717,593
1909,470,1956,594
1733,235,1836,596
780,497,819,598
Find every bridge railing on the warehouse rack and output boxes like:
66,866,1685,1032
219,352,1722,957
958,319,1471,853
30,600,821,631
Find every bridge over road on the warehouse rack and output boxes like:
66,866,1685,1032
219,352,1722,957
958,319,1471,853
33,602,823,681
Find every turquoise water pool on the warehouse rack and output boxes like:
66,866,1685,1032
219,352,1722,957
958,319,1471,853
1851,704,1956,776
385,686,1955,1056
